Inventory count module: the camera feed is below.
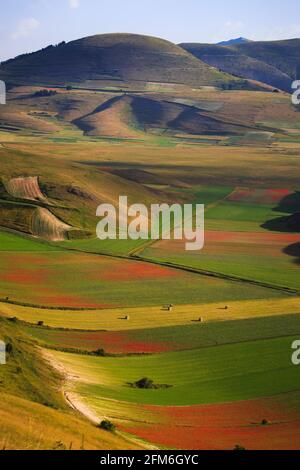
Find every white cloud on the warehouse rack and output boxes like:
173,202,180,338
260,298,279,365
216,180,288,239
225,20,244,30
11,17,40,40
69,0,80,8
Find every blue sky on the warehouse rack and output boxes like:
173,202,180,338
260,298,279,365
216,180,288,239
1,0,300,61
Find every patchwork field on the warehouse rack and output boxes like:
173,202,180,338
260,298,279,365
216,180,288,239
140,187,300,291
0,239,285,308
0,79,300,450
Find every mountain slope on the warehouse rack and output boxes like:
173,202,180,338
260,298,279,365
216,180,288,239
75,94,253,137
0,316,143,449
233,38,300,80
0,33,237,88
180,42,294,92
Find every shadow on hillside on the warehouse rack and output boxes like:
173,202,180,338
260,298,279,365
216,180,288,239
261,191,300,266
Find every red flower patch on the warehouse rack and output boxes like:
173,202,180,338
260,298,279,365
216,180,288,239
91,261,179,282
0,270,47,284
45,330,175,354
228,188,292,205
119,393,300,450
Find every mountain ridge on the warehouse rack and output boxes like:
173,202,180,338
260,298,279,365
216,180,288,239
180,38,300,92
217,37,251,46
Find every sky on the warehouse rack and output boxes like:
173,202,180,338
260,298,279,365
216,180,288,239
1,0,300,61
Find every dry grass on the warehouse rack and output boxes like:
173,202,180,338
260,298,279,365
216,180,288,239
0,393,144,450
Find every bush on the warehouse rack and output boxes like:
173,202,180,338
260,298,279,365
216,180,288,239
130,377,172,389
233,444,246,451
8,317,18,323
261,419,269,426
52,441,67,450
94,348,106,357
134,377,155,389
98,420,116,432
33,89,57,98
5,342,13,354
37,321,44,327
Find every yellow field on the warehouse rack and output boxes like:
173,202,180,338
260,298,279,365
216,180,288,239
1,297,299,331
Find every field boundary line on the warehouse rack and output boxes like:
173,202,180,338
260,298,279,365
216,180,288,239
134,255,300,295
128,186,238,257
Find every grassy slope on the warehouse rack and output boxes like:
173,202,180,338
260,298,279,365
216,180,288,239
0,316,143,450
234,39,300,79
0,393,141,450
180,43,292,92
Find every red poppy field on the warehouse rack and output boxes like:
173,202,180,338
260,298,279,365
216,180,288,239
227,188,293,205
119,392,300,450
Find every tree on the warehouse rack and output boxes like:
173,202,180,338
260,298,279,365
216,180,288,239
98,420,116,432
134,377,155,389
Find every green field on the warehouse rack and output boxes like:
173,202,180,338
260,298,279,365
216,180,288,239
0,239,285,308
205,201,288,232
53,335,300,407
0,230,57,252
59,237,146,256
140,188,300,291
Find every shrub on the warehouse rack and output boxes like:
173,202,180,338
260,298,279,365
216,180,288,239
37,321,44,327
5,342,13,354
261,419,269,426
33,89,57,98
130,377,172,389
52,441,67,450
8,317,18,323
98,420,116,432
134,377,155,389
233,444,246,451
94,348,106,357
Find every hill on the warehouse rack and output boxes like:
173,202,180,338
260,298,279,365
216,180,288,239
217,37,251,46
0,316,144,449
233,38,300,79
0,33,237,89
75,94,252,137
180,39,300,92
